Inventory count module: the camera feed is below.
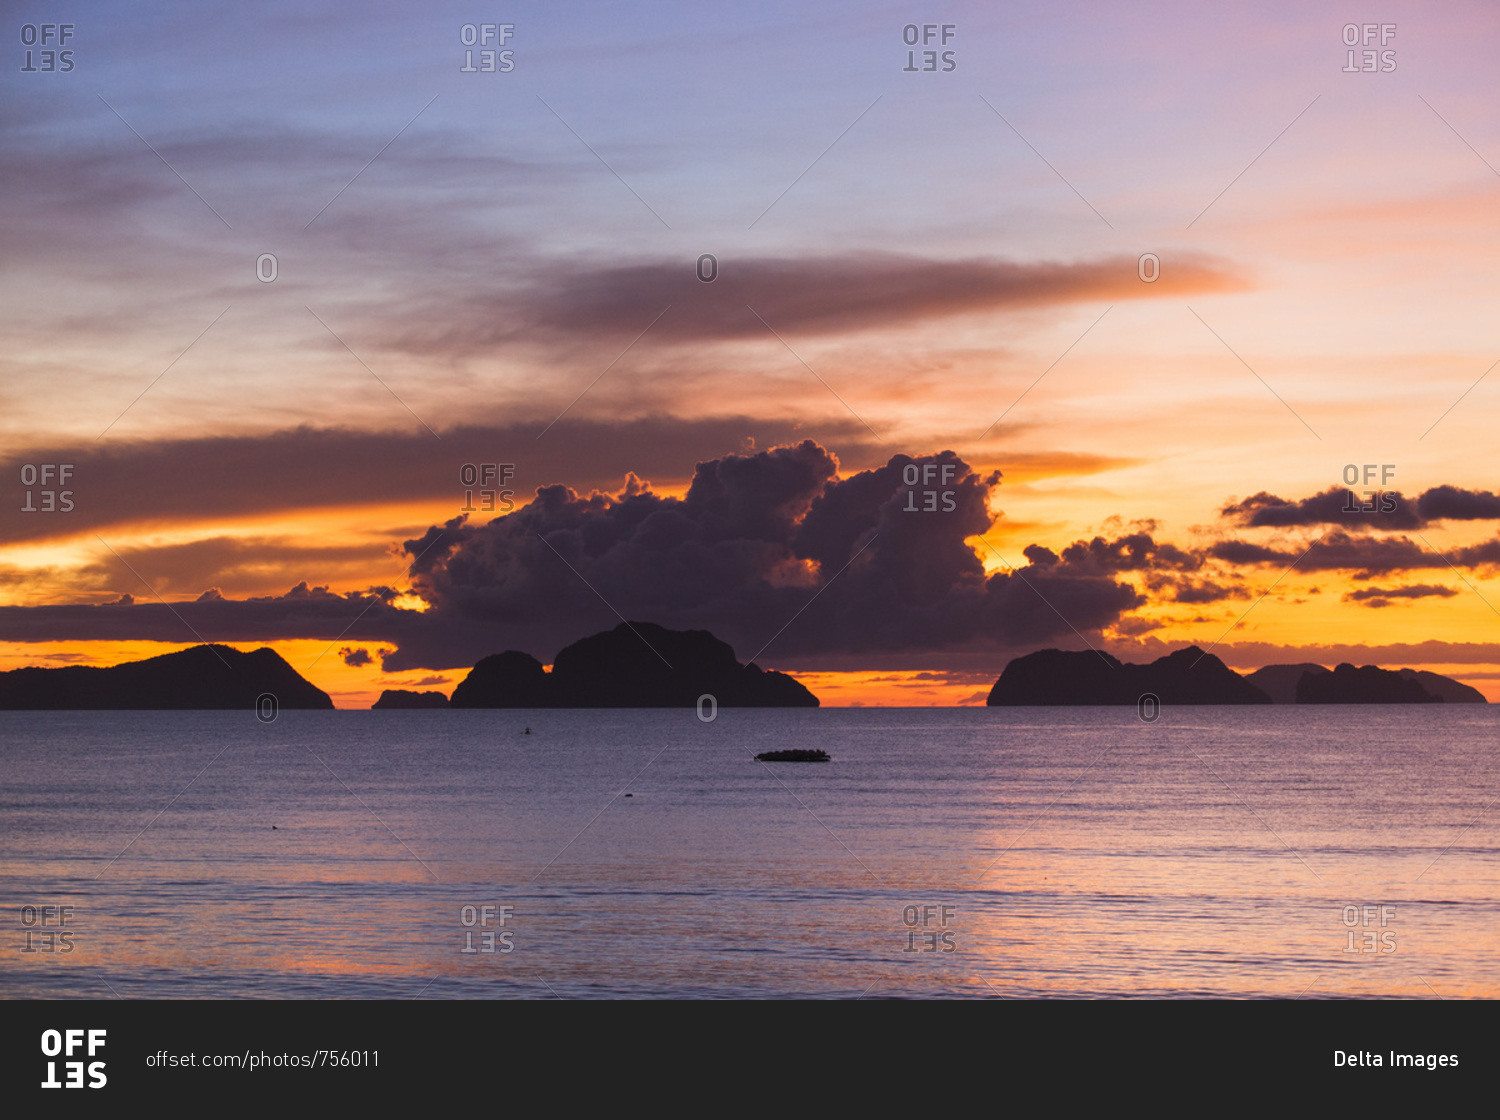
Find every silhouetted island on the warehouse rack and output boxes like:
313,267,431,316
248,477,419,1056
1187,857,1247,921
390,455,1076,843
755,749,829,762
1243,663,1330,705
371,689,449,709
1297,664,1441,704
450,622,818,708
986,646,1272,705
1248,663,1484,703
0,645,333,710
1396,668,1486,703
988,650,1487,706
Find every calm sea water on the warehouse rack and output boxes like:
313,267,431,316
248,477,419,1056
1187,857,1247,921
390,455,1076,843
3,707,1497,999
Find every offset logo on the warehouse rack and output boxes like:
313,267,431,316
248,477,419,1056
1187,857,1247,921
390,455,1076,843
40,1029,106,1089
901,903,957,952
901,24,956,72
459,23,514,72
1342,23,1396,72
901,462,959,513
19,464,74,513
458,903,514,954
460,463,516,515
20,904,76,953
18,23,76,73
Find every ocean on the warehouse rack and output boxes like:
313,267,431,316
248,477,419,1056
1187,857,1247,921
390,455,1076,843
3,706,1497,999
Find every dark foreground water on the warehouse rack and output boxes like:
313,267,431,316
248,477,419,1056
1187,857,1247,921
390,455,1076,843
2,706,1497,998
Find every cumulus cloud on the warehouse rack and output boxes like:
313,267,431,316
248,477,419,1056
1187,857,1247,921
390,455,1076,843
387,441,1143,669
1056,532,1202,573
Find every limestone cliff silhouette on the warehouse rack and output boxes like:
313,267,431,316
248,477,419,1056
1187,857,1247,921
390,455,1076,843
1297,664,1442,703
0,645,332,709
450,622,818,708
371,689,449,709
1249,663,1484,703
1244,663,1330,705
986,646,1271,705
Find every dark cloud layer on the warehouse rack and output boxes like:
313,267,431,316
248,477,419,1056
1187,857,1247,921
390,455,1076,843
383,253,1246,357
0,416,882,546
1209,530,1500,576
1222,486,1500,531
1344,584,1459,607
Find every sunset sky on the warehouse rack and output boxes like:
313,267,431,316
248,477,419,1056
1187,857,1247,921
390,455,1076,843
4,0,1500,706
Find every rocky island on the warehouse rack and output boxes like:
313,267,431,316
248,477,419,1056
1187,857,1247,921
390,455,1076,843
1296,664,1441,704
0,645,333,709
986,646,1271,705
371,689,449,709
450,622,818,708
988,648,1486,705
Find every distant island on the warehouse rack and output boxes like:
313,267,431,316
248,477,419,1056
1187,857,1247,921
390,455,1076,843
1295,664,1437,704
450,622,818,708
1240,663,1327,704
0,645,333,710
1248,662,1482,704
371,689,449,709
988,648,1485,705
0,632,1482,711
987,647,1270,705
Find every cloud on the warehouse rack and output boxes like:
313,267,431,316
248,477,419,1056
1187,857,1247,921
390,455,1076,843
1057,531,1202,572
0,416,883,547
383,253,1247,356
1142,572,1245,604
0,583,409,646
1208,529,1500,576
339,646,374,667
1221,488,1423,531
1416,486,1500,522
1343,584,1459,608
1221,485,1500,532
0,442,1146,671
388,442,1144,669
80,537,397,599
